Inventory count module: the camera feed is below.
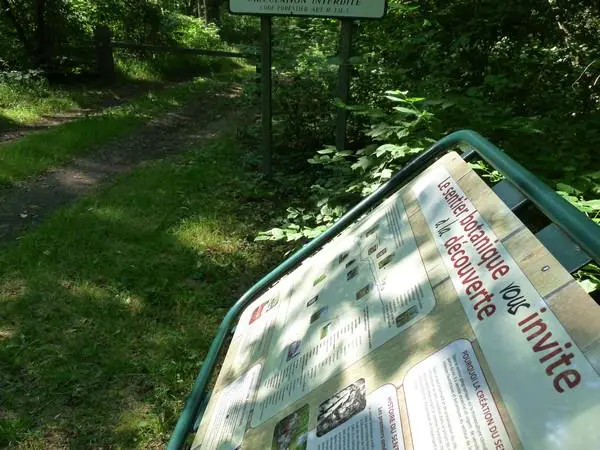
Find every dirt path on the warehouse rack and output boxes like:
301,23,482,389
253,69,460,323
0,83,249,245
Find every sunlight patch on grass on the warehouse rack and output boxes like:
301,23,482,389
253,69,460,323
0,82,78,129
114,403,164,448
175,217,250,255
0,327,15,340
0,274,27,299
3,108,39,125
0,134,286,448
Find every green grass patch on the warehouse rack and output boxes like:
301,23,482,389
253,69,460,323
0,75,233,187
0,136,285,448
0,81,79,128
114,50,248,84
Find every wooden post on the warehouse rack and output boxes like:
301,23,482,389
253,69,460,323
335,19,353,152
260,16,272,177
95,25,115,84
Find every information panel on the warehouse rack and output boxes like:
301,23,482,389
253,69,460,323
192,152,600,450
229,0,387,19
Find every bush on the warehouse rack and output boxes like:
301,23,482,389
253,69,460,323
163,14,222,49
257,90,439,242
115,14,235,81
219,10,260,43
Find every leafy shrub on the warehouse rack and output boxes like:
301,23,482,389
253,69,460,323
257,90,439,241
219,11,260,43
266,18,341,150
115,14,233,81
163,14,222,49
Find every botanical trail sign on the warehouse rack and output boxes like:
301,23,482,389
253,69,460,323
190,152,600,450
229,0,386,19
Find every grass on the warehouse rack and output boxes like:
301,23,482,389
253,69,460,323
0,51,251,133
0,73,243,187
114,50,247,84
0,135,286,448
0,81,79,128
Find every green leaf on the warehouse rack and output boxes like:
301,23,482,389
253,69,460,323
286,232,304,241
380,168,393,179
351,156,373,171
581,199,600,210
317,147,336,155
368,123,393,138
375,144,404,157
579,279,598,293
385,90,408,96
384,95,403,102
393,106,417,115
269,228,285,239
396,129,409,139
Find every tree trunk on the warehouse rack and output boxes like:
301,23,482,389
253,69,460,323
205,0,220,24
34,0,49,68
0,0,34,61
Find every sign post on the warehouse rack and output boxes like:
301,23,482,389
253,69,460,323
229,0,387,175
260,16,272,177
335,19,353,152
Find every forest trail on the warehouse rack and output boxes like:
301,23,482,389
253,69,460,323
0,83,248,246
0,81,172,144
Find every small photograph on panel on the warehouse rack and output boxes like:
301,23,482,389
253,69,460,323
287,340,301,362
346,267,359,281
271,404,309,450
367,243,378,255
266,296,280,312
376,247,387,259
316,378,367,437
378,253,394,269
313,273,327,286
320,322,332,340
306,295,319,308
338,251,350,265
249,302,266,325
395,305,419,328
355,283,372,301
310,306,329,324
345,258,356,268
365,224,378,238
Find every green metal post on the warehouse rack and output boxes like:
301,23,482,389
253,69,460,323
335,19,353,152
261,16,272,177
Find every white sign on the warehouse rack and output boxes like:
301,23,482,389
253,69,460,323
250,194,436,426
194,364,262,450
307,383,404,450
404,340,511,450
413,166,600,450
229,0,386,19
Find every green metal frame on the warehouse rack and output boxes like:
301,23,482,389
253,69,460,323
167,129,600,449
